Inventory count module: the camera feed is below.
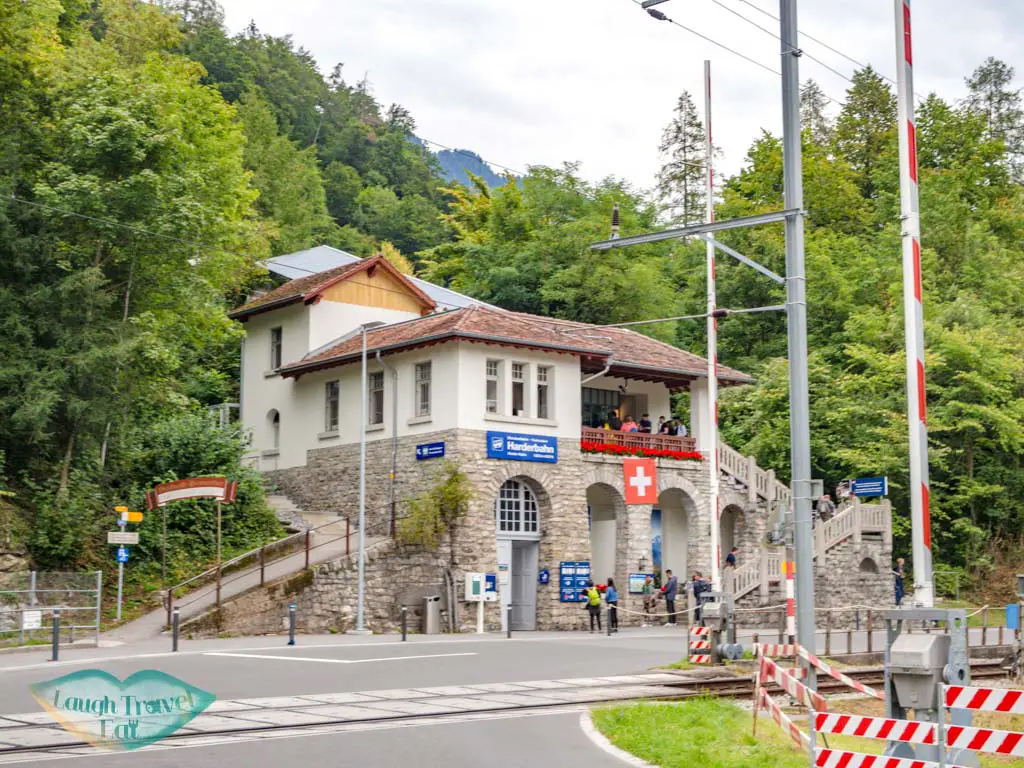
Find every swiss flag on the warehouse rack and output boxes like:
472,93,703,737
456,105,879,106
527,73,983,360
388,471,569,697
623,459,657,505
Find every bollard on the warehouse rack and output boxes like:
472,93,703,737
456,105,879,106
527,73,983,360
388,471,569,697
867,610,873,653
847,628,853,655
172,607,180,652
982,608,989,645
777,608,785,643
346,518,350,556
753,632,760,647
166,589,172,630
507,605,511,639
259,546,266,587
999,624,1004,646
825,612,832,657
401,606,407,641
855,608,860,632
304,531,310,570
51,609,60,662
288,604,296,646
607,605,612,636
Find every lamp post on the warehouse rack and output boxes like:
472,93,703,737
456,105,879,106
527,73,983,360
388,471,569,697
353,320,385,635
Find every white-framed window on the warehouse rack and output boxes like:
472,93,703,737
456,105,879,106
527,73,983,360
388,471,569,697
486,359,501,413
495,479,539,536
536,365,551,419
414,362,432,417
511,362,526,416
368,371,384,425
269,327,283,369
324,380,340,432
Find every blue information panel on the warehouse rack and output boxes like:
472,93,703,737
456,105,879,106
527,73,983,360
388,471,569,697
1008,604,1020,631
415,441,446,461
852,476,888,497
486,431,558,464
485,573,497,594
116,547,129,563
628,573,654,594
559,561,591,602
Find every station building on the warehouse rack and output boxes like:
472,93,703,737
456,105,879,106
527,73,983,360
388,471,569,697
231,248,893,632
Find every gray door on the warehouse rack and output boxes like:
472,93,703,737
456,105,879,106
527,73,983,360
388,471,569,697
510,541,538,630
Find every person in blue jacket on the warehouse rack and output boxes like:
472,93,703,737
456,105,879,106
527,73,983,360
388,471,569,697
605,578,619,633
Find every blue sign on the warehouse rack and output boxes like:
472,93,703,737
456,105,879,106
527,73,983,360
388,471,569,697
1008,604,1020,631
486,431,557,464
485,573,497,594
116,519,127,527
415,441,446,461
851,476,888,498
116,547,129,563
559,561,591,602
538,568,550,585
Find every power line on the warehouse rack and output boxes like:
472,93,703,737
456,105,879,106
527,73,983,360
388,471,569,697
417,137,526,178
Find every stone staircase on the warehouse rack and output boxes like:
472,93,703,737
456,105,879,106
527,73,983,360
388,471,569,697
717,441,892,603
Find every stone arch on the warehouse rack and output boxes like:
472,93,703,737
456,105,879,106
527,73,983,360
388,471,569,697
720,504,745,560
859,557,879,574
266,409,280,449
586,482,626,589
477,463,554,530
657,486,700,585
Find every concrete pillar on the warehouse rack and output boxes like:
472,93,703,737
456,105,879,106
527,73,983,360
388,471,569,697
689,378,714,453
746,454,758,506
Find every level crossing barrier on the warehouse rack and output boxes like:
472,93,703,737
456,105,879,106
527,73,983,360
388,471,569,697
688,625,711,664
941,683,1024,758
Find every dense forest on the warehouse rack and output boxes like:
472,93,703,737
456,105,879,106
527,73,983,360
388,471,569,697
0,0,1021,599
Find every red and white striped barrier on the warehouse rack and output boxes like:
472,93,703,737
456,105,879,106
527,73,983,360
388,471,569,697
815,748,965,768
761,656,827,712
753,644,798,658
799,646,885,701
813,713,934,745
689,639,711,651
689,654,711,664
759,687,809,751
944,685,1024,714
690,626,711,636
945,724,1024,756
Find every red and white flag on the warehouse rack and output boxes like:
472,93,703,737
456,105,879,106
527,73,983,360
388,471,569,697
623,459,657,505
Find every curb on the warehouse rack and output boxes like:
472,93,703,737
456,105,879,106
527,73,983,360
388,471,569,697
578,710,657,768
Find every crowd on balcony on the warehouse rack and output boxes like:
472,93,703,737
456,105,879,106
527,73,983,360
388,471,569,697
593,410,688,437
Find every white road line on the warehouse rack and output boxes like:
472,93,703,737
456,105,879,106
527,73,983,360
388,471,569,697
202,651,477,664
578,711,655,767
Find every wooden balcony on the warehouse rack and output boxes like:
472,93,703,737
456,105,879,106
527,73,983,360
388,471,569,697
581,427,698,454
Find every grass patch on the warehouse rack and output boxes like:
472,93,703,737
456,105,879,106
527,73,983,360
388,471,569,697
591,698,807,768
660,659,694,670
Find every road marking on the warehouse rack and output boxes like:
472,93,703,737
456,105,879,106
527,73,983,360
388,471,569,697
202,651,477,665
578,710,654,767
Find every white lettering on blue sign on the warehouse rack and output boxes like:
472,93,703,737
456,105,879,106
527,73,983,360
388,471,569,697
851,476,888,497
486,431,558,464
415,442,445,460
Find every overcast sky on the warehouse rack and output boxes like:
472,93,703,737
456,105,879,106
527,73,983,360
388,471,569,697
218,0,1021,189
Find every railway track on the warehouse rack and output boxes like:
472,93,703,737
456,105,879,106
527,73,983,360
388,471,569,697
0,660,1010,757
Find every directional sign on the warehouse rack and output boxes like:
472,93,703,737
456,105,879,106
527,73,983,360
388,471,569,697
108,531,139,545
851,476,888,498
125,511,144,523
415,441,445,461
114,505,129,513
116,547,130,563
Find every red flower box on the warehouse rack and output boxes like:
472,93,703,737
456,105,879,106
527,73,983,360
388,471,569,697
579,440,703,462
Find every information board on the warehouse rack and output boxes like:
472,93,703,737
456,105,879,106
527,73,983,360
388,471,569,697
628,573,653,594
851,476,888,497
22,610,42,631
486,431,557,464
559,561,591,603
415,442,445,461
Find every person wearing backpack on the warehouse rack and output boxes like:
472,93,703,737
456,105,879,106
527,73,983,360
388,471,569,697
584,581,603,632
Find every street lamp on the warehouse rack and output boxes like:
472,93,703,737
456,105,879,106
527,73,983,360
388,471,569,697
353,320,386,635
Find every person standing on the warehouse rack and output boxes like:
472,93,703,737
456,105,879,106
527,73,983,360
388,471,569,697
661,569,679,625
621,415,638,432
674,420,688,437
642,575,655,627
638,413,653,434
894,558,905,606
585,581,603,632
605,578,619,633
606,409,621,431
725,547,738,569
816,493,836,524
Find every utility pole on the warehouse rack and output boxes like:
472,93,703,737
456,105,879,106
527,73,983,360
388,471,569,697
778,0,817,678
356,325,369,633
704,60,721,592
894,0,933,608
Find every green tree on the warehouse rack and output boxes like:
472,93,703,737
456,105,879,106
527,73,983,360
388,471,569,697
965,57,1023,178
833,66,897,200
657,90,707,225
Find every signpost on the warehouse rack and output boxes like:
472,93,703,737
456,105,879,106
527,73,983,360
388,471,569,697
110,506,142,621
851,476,888,498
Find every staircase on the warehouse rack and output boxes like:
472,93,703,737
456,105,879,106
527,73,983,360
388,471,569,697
717,441,893,603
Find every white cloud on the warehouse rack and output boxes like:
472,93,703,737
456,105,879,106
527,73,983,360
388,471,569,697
218,0,1023,188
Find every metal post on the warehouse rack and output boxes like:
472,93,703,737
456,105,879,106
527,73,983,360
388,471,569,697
166,588,172,629
401,606,407,641
607,604,613,636
894,0,933,609
779,0,816,689
356,326,368,633
856,608,860,632
778,607,785,643
305,530,310,570
51,609,60,662
172,607,179,652
507,605,512,639
162,505,167,592
260,546,265,586
704,59,721,592
116,560,124,621
216,499,222,610
95,570,102,648
982,608,988,646
346,517,351,556
288,604,296,646
825,612,832,656
868,609,874,653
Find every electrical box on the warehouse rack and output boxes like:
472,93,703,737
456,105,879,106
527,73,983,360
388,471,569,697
889,633,949,710
464,573,485,602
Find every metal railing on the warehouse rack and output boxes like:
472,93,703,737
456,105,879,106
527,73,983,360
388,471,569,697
0,571,102,648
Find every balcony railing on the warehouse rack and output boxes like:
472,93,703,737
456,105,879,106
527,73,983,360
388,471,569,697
581,427,698,454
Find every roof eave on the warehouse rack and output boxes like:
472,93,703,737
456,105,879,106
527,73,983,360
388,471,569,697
228,294,305,321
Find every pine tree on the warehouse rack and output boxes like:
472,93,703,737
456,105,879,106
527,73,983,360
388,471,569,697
657,91,707,225
801,79,832,146
833,66,897,199
965,57,1024,180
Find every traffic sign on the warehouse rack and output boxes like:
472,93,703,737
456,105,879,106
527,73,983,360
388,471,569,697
116,547,130,563
108,531,139,545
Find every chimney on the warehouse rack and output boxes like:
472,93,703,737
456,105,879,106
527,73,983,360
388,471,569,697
610,203,621,240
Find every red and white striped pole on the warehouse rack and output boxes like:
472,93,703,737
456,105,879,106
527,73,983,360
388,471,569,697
895,0,933,607
784,559,796,641
704,59,721,592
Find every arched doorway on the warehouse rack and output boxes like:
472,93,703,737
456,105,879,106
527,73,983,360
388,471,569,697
656,488,697,584
267,409,280,449
720,505,743,561
495,478,541,631
586,484,622,587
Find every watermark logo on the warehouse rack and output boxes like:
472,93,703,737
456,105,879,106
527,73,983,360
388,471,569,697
30,669,215,750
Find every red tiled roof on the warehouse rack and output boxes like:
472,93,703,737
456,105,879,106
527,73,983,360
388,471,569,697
280,305,753,387
229,255,436,320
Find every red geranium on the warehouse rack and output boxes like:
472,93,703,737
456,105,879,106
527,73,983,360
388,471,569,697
579,441,703,462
